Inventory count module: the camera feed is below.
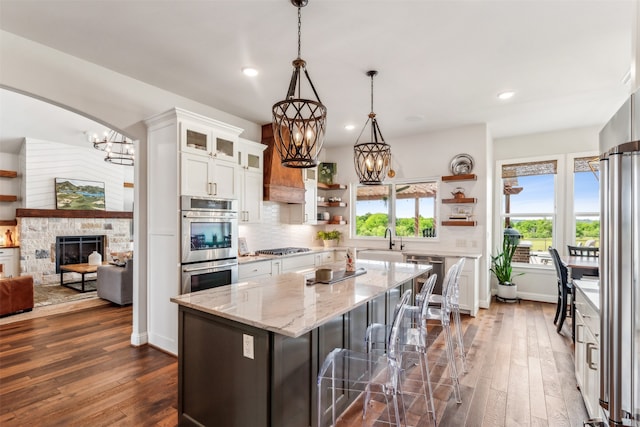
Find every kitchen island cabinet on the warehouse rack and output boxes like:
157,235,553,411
171,260,430,427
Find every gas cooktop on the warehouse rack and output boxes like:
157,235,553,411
255,247,311,256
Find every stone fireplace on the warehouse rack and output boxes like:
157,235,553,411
16,209,133,285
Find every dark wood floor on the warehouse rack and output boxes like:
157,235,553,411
0,299,586,427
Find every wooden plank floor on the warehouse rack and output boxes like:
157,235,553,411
0,299,586,426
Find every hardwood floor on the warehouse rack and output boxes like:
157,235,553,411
0,299,586,426
0,305,178,426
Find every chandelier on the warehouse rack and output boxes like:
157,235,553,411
271,0,326,168
354,70,391,185
92,130,135,166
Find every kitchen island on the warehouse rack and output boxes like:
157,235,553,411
171,259,431,427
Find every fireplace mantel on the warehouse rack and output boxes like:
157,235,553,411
16,209,133,219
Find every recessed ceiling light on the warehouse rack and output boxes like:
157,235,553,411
242,67,259,77
497,91,515,100
344,124,355,131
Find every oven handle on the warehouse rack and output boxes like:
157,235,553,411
182,262,238,273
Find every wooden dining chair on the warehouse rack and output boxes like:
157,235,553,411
549,247,572,335
566,245,599,279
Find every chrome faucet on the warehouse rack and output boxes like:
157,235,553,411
385,228,395,250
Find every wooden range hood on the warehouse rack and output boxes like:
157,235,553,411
261,124,305,204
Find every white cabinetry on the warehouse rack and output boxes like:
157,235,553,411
445,256,479,316
238,260,272,280
574,284,601,419
179,118,240,199
289,168,317,224
145,108,243,355
282,254,316,272
0,247,19,278
237,139,266,223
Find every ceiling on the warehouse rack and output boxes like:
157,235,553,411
0,0,636,155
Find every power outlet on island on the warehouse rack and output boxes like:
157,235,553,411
243,334,254,359
455,239,467,248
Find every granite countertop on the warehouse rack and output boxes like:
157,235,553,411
237,247,330,265
574,278,600,311
171,260,431,338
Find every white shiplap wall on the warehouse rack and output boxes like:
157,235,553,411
20,138,129,210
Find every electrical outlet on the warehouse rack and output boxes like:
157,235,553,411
243,334,254,359
471,240,478,248
456,239,467,248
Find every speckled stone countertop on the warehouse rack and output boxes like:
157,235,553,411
574,278,599,312
171,260,430,338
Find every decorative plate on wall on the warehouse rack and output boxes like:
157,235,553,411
450,154,474,175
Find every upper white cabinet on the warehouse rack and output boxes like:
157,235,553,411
179,117,240,199
289,168,317,225
237,138,266,223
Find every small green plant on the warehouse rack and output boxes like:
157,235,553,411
490,238,523,285
317,230,341,241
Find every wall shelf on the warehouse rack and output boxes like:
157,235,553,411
441,220,477,227
317,183,347,190
317,201,347,208
0,170,18,178
441,197,477,204
0,195,18,202
0,220,17,226
441,174,477,182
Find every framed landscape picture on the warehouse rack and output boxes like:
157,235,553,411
55,178,106,210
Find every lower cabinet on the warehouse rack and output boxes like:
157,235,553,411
574,285,601,418
445,256,479,316
177,279,415,427
0,247,19,278
238,260,272,280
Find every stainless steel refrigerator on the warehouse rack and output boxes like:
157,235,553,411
598,87,640,427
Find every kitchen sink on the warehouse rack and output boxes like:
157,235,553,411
357,249,405,262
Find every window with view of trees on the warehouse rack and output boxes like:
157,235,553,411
573,156,600,246
354,181,438,238
500,160,556,263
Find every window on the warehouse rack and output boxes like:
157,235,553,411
573,156,600,247
354,180,438,238
500,160,557,264
497,153,600,265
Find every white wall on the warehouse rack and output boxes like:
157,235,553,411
493,126,600,302
21,138,130,211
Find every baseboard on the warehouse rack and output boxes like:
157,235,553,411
130,331,148,346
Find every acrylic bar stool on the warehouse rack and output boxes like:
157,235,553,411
366,274,439,426
317,290,412,427
425,262,463,403
428,258,467,373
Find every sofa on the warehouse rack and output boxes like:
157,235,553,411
0,275,34,317
97,260,133,305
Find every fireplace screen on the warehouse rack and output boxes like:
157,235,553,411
55,235,105,273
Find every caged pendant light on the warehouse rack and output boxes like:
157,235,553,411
271,0,327,168
354,70,391,185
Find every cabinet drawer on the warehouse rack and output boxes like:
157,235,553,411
574,287,599,340
282,254,315,272
239,261,271,280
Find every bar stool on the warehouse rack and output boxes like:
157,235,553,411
425,262,463,403
317,290,413,427
430,257,467,373
366,275,439,426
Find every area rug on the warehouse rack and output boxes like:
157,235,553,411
33,282,98,307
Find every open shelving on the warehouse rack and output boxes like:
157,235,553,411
440,173,477,227
317,182,348,225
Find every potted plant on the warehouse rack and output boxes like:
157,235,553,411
317,229,341,248
490,237,523,300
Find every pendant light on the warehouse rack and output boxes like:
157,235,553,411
92,130,135,166
354,70,391,185
271,0,327,168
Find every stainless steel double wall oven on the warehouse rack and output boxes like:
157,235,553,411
181,196,238,294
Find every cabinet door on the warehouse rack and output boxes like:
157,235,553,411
212,133,236,163
240,171,262,223
271,259,282,277
212,159,237,199
574,309,586,390
0,248,18,278
181,152,213,197
180,120,212,154
584,327,600,418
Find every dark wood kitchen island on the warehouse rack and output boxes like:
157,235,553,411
171,259,431,427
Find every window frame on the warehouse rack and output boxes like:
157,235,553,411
350,176,441,242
